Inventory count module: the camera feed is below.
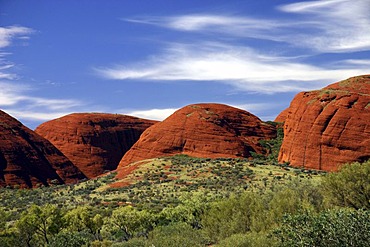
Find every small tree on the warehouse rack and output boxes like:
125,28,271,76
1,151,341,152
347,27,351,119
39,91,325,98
107,206,153,241
16,204,64,246
64,206,104,241
321,160,370,209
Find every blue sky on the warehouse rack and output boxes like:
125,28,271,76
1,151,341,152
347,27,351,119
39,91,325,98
1,0,369,129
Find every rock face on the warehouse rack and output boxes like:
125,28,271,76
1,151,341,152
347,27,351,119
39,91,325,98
35,113,157,178
279,75,370,171
0,110,85,188
119,103,277,167
274,108,289,123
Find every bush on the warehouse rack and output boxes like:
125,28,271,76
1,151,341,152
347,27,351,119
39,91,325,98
217,232,277,247
202,193,265,242
321,160,370,209
49,231,92,247
147,223,207,247
274,209,370,247
110,238,147,247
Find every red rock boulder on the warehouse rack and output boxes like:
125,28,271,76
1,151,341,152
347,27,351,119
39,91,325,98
0,110,85,188
279,75,370,171
118,103,277,167
35,113,157,178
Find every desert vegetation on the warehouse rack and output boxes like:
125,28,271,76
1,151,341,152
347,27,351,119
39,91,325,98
0,157,369,246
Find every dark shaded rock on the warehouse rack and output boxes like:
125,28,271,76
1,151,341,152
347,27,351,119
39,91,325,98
36,113,157,178
0,110,85,188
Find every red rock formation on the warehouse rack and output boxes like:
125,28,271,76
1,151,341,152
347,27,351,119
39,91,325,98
0,110,85,188
275,108,289,123
279,75,370,171
118,103,276,167
35,113,157,178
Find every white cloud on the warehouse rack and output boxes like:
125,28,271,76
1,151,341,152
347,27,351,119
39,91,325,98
5,110,77,121
124,108,178,121
0,26,81,124
279,0,370,52
0,82,29,105
97,43,369,94
0,81,85,123
125,15,287,44
0,81,82,109
342,59,370,66
125,0,370,53
0,26,34,48
0,26,34,80
109,1,370,92
0,54,16,80
230,103,275,113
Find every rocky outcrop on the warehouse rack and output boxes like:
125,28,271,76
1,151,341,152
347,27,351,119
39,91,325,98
118,103,277,167
35,113,157,178
279,75,370,171
275,108,289,123
0,110,85,188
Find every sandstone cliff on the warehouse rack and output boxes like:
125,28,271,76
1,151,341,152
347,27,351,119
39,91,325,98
278,75,370,171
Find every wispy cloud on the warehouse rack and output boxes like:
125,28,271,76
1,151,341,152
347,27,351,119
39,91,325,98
0,25,82,124
0,81,84,122
0,53,17,80
0,82,28,106
0,26,34,48
97,43,369,94
0,26,34,80
125,15,282,42
125,0,370,53
105,0,370,94
4,110,78,122
279,0,370,52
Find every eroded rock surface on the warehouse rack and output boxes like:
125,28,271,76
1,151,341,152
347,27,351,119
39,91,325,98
36,113,156,178
278,75,370,171
0,110,85,188
275,108,289,123
119,103,276,167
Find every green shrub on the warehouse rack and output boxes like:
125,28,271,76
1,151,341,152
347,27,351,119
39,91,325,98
148,223,207,247
321,160,370,209
217,232,277,247
110,238,147,247
49,231,92,247
274,209,370,247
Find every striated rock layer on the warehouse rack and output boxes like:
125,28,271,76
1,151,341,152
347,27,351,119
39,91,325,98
0,110,85,188
279,75,370,171
119,103,276,167
36,113,157,178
